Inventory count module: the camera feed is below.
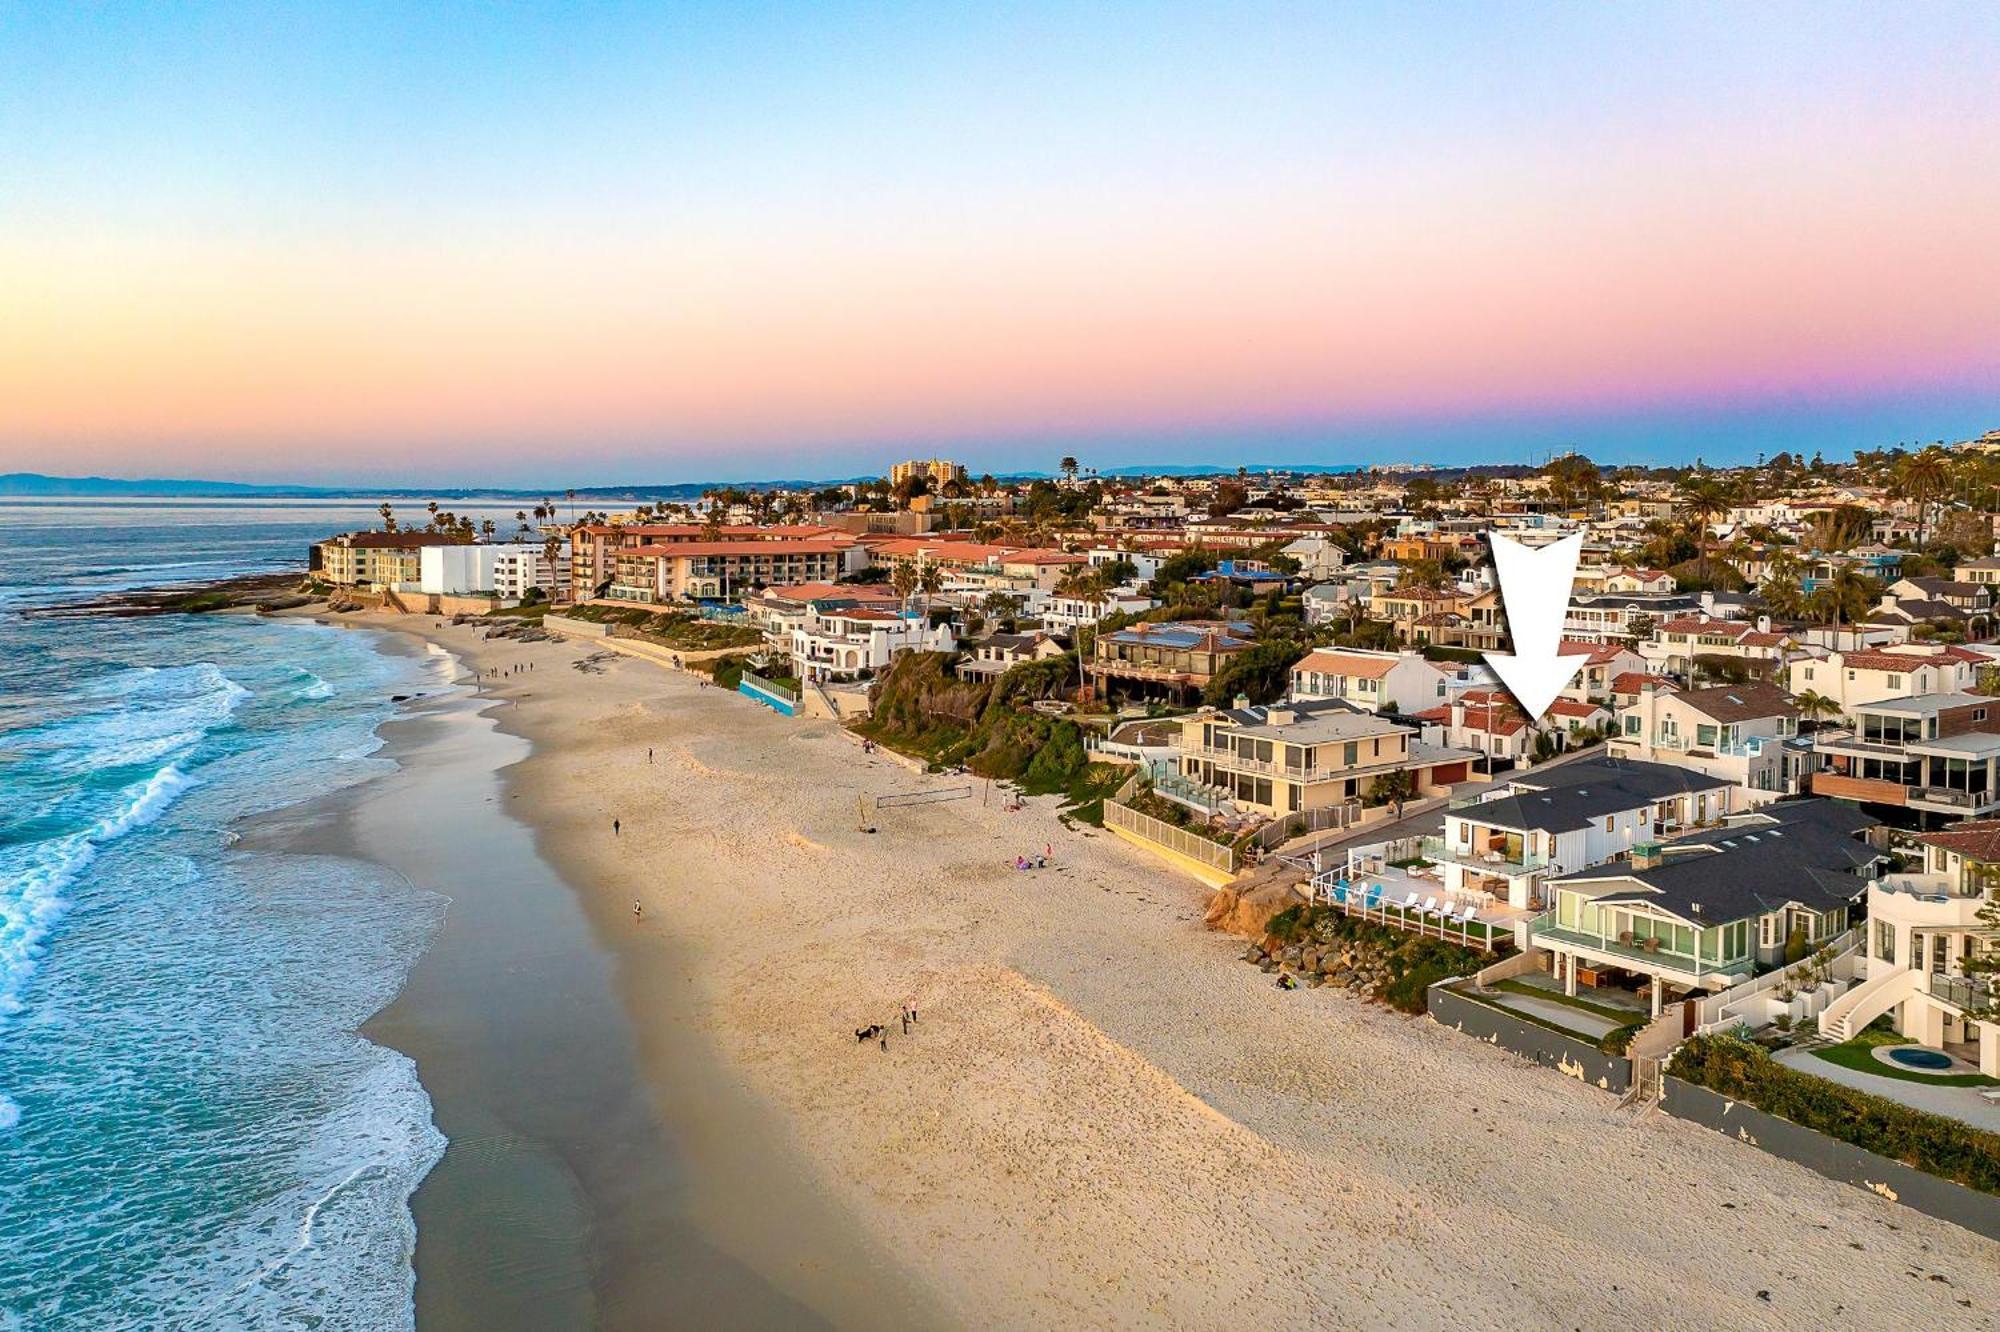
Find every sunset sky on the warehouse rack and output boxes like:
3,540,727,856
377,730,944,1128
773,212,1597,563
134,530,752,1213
2,2,1995,485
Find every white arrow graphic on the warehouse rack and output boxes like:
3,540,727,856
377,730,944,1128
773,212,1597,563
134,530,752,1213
1482,530,1584,722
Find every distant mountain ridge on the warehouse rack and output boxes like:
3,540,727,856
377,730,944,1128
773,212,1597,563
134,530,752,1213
0,463,1365,500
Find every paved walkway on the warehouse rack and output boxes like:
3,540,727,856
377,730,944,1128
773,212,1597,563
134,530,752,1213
1774,1046,2000,1131
1486,992,1620,1039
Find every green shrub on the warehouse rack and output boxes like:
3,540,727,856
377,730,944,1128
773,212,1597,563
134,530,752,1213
1599,1022,1646,1056
1672,1035,2000,1194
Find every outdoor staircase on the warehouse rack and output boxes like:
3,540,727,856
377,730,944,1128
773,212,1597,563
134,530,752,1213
1818,966,1921,1042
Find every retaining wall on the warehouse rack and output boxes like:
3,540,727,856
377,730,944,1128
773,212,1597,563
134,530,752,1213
1661,1077,2000,1242
1428,983,1631,1094
543,614,610,639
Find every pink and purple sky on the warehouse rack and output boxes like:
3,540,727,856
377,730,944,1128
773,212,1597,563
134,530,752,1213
1,2,1995,485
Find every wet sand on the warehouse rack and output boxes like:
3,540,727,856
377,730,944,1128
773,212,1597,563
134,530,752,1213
249,635,939,1330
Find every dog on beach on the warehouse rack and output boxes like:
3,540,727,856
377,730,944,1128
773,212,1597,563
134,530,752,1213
854,1024,884,1042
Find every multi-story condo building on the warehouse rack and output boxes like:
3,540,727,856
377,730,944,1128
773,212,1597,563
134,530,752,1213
492,545,571,601
313,531,469,590
608,539,854,604
1811,692,2000,822
415,542,570,600
1817,819,2000,1074
1537,799,1882,1016
888,458,967,488
1287,648,1450,714
1609,680,1804,801
1423,756,1738,912
570,523,861,597
1174,700,1474,817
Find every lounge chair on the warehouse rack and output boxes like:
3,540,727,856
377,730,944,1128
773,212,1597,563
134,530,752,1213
1419,896,1438,917
1332,883,1348,906
1364,885,1383,909
1400,892,1420,911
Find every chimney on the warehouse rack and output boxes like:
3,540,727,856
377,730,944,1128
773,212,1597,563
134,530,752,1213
1630,841,1664,871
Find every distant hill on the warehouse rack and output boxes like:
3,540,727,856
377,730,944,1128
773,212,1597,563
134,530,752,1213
0,473,344,498
0,462,1365,500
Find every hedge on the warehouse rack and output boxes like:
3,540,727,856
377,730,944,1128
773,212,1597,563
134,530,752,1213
1672,1035,2000,1194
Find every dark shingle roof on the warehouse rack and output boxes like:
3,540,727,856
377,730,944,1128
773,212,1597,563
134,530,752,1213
1554,799,1882,926
1457,756,1730,835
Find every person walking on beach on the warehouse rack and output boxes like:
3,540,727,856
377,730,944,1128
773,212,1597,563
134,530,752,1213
647,746,654,764
613,817,621,836
901,1010,909,1034
633,899,642,921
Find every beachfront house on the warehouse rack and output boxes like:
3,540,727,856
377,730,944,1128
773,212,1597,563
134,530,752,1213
1175,700,1475,817
1817,819,2000,1075
956,630,1065,680
1811,692,2000,824
1423,756,1738,912
791,602,953,683
1088,620,1255,703
1535,799,1882,1016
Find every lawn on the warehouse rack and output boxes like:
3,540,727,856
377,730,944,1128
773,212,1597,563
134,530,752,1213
1811,1036,2000,1088
1493,978,1646,1025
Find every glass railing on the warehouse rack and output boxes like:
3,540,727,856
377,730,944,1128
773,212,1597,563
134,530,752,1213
1529,914,1751,978
1421,835,1546,873
1931,974,1994,1012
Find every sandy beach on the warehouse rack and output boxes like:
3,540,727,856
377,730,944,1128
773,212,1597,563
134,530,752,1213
338,611,1997,1329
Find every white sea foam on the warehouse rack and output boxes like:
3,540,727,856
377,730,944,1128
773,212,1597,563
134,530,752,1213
291,669,334,701
0,764,196,1087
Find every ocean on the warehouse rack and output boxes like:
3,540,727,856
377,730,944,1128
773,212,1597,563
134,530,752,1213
0,500,526,1329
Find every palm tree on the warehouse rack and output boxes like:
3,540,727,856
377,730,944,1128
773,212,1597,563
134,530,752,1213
1758,550,1809,620
565,488,577,524
1897,446,1951,547
480,518,496,542
515,509,530,538
890,562,919,613
1675,473,1733,582
542,536,564,602
1059,456,1079,484
1794,689,1840,733
378,502,396,533
917,563,944,619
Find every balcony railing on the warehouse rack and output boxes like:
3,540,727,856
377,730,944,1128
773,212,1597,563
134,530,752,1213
1421,835,1546,875
1529,914,1755,981
1931,974,1995,1013
1911,786,1997,809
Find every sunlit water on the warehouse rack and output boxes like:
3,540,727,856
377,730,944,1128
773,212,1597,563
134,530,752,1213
0,499,524,1329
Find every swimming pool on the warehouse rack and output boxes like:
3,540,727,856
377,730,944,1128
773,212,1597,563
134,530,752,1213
1882,1046,1955,1072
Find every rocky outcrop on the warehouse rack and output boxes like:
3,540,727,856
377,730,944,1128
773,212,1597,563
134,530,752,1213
1203,862,1306,938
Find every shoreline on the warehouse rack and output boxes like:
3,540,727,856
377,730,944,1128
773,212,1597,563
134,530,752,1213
297,607,1998,1331
255,616,940,1330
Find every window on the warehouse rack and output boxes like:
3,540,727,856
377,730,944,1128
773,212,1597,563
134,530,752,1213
1623,714,1640,736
